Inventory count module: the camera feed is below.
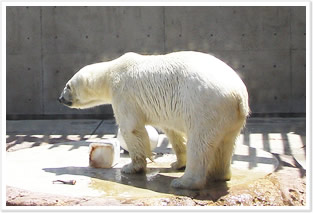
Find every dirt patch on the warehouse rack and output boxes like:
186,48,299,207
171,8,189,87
213,170,306,206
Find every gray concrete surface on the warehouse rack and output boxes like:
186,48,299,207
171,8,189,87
6,118,306,167
6,6,306,117
5,117,307,206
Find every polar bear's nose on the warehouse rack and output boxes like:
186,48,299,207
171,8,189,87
58,96,63,103
58,96,72,106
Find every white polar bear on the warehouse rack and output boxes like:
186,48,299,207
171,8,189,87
59,51,250,189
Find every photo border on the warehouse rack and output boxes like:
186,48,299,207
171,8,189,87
1,1,312,212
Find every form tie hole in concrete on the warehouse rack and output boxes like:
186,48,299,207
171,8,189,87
273,32,277,36
242,33,245,37
27,37,30,40
274,96,278,100
116,34,119,38
179,34,182,38
55,36,58,39
27,67,31,71
273,64,277,68
147,34,150,38
210,34,214,37
242,65,245,68
85,35,89,39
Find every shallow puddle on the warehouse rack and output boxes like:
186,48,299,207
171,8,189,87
88,164,267,201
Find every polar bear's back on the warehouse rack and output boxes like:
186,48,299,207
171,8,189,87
113,51,249,131
123,51,243,89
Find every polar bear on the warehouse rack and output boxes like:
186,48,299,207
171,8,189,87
58,51,250,189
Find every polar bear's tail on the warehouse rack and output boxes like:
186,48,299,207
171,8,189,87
236,89,250,122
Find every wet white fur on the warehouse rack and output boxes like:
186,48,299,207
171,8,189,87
62,51,250,189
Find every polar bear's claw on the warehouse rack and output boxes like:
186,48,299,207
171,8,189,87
171,161,186,170
170,178,185,189
170,177,205,190
121,163,145,174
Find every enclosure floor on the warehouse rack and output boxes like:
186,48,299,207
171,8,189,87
5,117,306,207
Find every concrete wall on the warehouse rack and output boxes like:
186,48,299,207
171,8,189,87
6,6,306,118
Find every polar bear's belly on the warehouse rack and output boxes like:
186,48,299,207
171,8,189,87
148,117,186,133
140,105,188,133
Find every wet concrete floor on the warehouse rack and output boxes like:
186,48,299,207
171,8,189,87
5,117,307,206
6,141,276,200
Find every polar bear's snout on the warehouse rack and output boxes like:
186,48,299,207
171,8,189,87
58,96,72,106
58,85,73,106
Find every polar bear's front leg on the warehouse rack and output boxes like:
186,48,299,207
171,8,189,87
119,126,151,174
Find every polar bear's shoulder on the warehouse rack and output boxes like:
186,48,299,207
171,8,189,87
119,51,212,63
112,52,144,68
122,52,141,58
119,52,142,62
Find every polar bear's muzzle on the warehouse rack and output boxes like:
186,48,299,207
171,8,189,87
58,96,72,106
58,84,73,107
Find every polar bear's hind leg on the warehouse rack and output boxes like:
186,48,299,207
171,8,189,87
163,128,187,170
170,129,222,189
208,128,241,181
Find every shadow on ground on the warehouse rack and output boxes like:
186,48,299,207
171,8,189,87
43,166,229,201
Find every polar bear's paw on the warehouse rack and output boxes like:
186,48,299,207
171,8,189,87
171,161,186,170
170,177,205,190
121,162,146,174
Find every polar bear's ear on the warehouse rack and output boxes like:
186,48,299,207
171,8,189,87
66,84,71,90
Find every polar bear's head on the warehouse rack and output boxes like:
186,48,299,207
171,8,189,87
58,64,112,109
58,82,73,107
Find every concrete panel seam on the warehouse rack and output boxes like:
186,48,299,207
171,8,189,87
162,7,166,53
40,7,44,114
289,8,293,113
